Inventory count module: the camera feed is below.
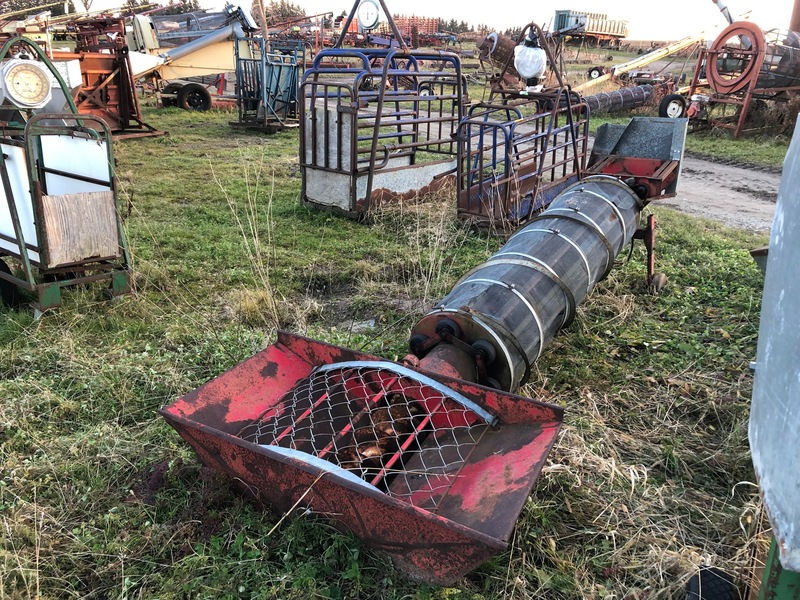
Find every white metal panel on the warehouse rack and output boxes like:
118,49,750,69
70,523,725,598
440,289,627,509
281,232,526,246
43,174,110,196
39,135,112,190
750,120,800,572
0,143,39,263
305,171,352,209
304,105,354,171
51,59,82,90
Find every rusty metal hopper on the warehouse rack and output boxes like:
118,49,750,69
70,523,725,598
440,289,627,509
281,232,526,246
587,116,686,199
160,331,563,584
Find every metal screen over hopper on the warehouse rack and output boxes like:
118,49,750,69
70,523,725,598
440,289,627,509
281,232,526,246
238,362,494,509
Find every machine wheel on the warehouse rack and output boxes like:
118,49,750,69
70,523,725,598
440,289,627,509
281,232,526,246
588,66,604,79
0,257,20,307
659,93,687,118
160,82,183,107
177,83,212,111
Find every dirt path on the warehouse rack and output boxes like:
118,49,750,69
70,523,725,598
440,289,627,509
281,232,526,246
661,155,781,233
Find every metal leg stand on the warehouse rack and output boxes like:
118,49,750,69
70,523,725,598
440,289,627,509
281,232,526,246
633,214,656,285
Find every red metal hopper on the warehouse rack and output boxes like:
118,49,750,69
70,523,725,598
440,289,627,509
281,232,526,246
160,331,563,584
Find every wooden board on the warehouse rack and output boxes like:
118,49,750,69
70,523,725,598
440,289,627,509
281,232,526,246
41,191,120,268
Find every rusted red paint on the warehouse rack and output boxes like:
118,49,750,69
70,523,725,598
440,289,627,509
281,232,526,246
160,332,563,584
587,156,680,199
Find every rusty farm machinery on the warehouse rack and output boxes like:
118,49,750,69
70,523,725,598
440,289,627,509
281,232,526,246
9,5,262,138
659,19,800,137
160,142,686,582
0,36,130,310
160,2,690,584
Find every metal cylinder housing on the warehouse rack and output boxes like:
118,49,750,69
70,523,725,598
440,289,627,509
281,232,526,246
584,84,653,114
412,175,641,392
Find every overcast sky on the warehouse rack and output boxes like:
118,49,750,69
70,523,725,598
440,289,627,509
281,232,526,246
194,0,793,41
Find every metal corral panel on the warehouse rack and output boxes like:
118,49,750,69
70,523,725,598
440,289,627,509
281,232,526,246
300,48,464,216
456,92,589,228
236,38,301,128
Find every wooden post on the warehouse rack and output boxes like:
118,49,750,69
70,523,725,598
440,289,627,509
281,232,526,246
257,0,268,51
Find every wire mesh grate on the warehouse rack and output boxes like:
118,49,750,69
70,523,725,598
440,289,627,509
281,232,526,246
238,362,492,511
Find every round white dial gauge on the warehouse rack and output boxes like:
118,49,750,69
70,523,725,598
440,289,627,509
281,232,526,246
2,60,52,108
357,0,380,30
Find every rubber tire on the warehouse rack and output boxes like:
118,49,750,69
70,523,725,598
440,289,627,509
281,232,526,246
177,83,212,111
161,82,183,108
0,258,20,307
588,66,603,79
686,566,737,600
659,93,687,118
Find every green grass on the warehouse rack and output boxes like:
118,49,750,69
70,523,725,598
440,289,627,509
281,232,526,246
680,129,789,168
0,106,773,598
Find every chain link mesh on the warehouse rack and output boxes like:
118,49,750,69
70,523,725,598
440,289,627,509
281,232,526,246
238,364,490,510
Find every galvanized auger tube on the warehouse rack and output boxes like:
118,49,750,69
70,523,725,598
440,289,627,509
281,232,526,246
408,175,643,392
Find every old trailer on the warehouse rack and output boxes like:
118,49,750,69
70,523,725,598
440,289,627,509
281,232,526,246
126,3,259,110
553,9,628,47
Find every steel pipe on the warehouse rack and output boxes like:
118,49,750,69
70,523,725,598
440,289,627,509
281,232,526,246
412,175,641,392
159,22,245,62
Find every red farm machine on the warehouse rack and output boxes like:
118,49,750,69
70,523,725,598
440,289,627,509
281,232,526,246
160,1,689,584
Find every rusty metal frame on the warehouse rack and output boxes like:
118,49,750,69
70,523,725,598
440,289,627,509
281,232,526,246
456,91,589,229
300,47,465,216
686,22,800,138
456,23,589,230
52,17,165,139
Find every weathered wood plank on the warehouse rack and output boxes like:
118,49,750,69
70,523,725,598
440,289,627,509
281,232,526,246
41,191,120,268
